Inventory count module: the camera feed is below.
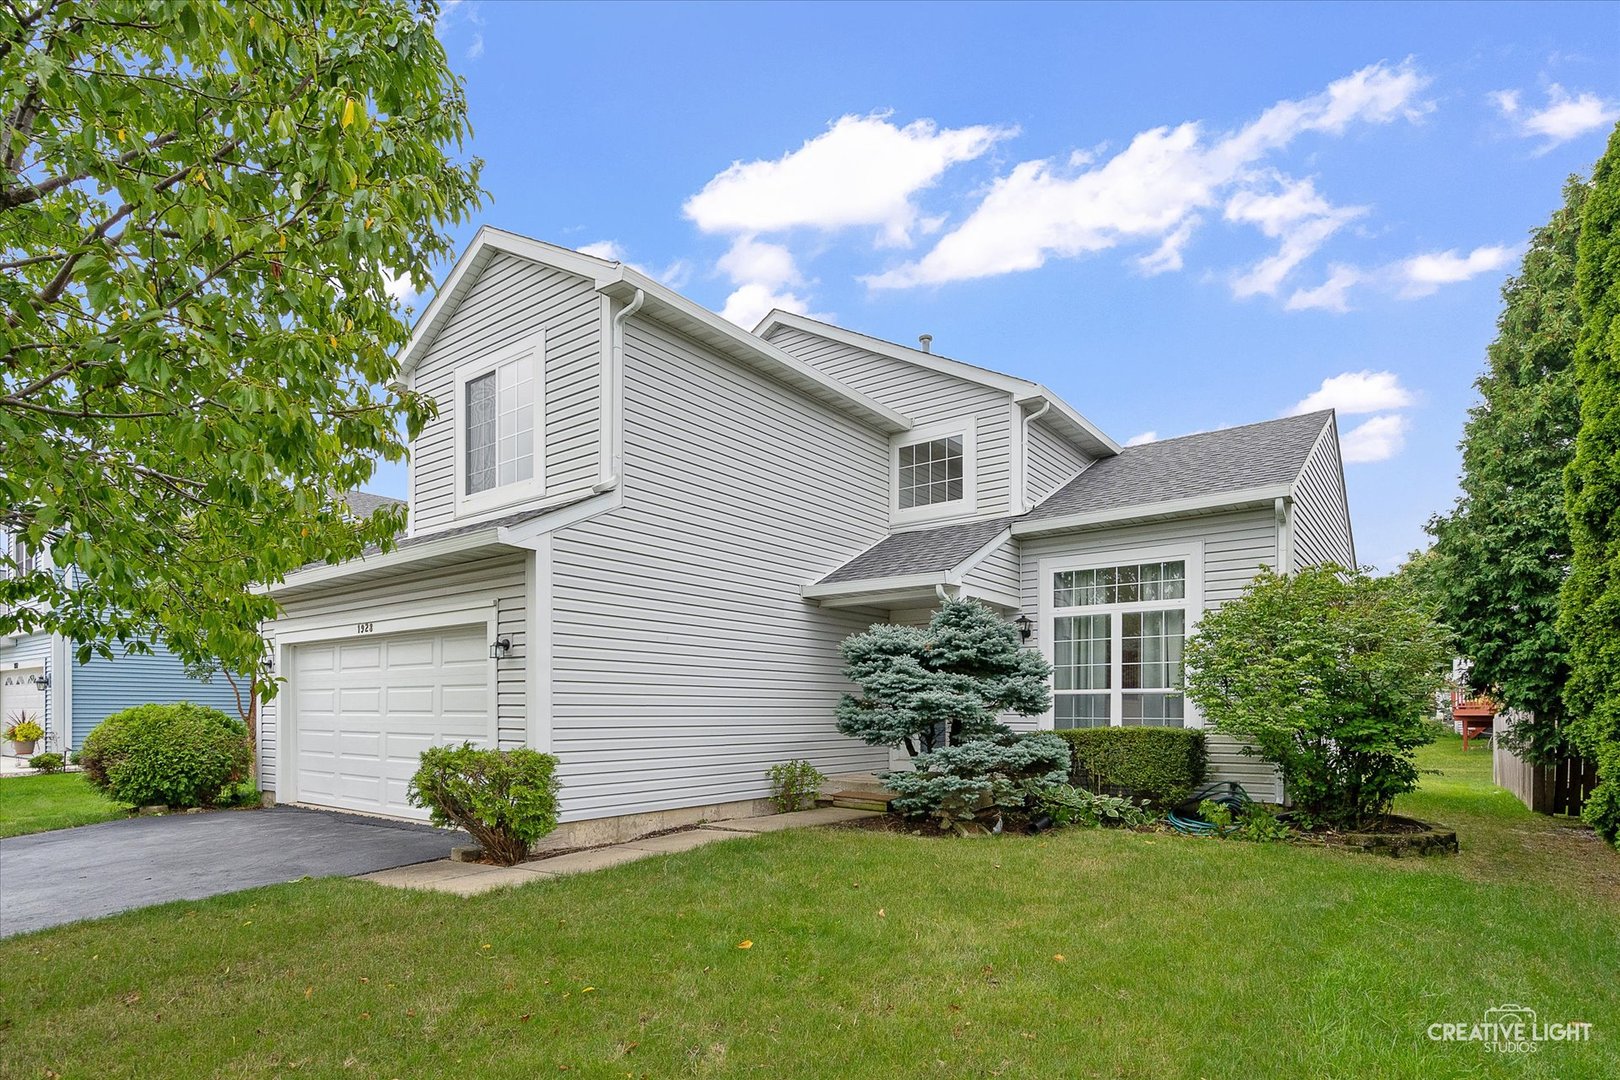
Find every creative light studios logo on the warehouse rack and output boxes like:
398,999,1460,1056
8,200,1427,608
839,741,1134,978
1429,1004,1593,1054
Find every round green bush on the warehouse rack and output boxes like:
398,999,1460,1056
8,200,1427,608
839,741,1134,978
79,703,251,808
27,752,66,774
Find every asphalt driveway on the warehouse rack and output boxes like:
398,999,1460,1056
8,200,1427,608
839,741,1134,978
0,806,456,937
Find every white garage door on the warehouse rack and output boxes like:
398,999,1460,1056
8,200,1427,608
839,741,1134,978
293,625,492,818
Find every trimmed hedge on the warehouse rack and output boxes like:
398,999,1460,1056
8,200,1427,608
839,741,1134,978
1055,727,1207,807
79,703,251,808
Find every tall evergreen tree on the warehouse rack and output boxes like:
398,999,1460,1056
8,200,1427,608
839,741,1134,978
1561,123,1620,844
1425,177,1587,762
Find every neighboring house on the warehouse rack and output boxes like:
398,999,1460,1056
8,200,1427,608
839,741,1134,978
261,227,1353,839
0,532,263,757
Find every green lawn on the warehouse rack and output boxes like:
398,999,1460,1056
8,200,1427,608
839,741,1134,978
1,733,1616,1078
0,772,130,838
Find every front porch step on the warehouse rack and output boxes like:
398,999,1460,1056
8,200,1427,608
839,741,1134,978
821,772,891,796
822,790,897,813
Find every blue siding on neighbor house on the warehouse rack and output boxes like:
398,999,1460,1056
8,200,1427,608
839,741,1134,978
71,641,241,746
1,632,55,744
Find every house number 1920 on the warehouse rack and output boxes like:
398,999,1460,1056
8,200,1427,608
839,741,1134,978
357,622,374,634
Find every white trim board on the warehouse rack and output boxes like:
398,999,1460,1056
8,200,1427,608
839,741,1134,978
1036,540,1207,731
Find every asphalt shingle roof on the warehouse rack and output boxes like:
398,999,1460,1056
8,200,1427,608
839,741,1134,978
341,489,406,520
815,412,1334,586
1023,411,1333,521
819,516,1012,585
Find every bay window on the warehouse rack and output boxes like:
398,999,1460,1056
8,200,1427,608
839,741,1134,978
1047,553,1198,729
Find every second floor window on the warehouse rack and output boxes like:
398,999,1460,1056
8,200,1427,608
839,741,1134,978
891,422,975,521
464,352,536,497
898,436,964,509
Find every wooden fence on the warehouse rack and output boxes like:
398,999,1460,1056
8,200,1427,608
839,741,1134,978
1492,715,1599,816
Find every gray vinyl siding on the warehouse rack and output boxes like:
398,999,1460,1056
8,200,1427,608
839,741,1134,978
1026,418,1092,505
1292,427,1355,570
1017,508,1284,800
0,631,53,747
71,640,241,747
547,317,893,822
764,325,1016,516
258,553,528,794
961,534,1021,603
409,253,603,533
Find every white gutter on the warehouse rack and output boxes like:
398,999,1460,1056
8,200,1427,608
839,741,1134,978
1012,483,1295,537
596,288,644,493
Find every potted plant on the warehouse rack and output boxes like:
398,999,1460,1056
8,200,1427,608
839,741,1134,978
5,712,45,756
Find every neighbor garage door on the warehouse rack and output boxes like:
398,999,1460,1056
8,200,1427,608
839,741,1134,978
292,625,492,818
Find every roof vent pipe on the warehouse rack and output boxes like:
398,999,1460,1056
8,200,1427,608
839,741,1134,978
918,333,932,354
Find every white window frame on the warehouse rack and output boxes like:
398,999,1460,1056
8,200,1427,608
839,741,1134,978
1037,542,1206,730
890,419,977,524
454,332,545,517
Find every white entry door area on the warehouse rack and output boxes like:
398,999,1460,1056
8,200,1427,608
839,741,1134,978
291,625,493,819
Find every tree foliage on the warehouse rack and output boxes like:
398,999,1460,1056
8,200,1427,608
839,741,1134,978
1560,122,1620,844
1423,177,1587,763
835,597,1052,756
1185,566,1450,829
0,1,482,681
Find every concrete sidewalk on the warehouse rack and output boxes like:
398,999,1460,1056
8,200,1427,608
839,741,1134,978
359,805,879,896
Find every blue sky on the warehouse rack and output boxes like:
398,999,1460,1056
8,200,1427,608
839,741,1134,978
383,0,1620,569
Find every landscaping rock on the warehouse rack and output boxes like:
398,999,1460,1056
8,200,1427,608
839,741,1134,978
1322,817,1460,857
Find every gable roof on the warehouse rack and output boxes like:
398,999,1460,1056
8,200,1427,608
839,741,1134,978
393,227,909,435
1019,411,1335,528
755,309,1120,458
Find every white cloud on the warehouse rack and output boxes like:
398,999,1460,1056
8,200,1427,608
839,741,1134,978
1398,245,1515,297
865,60,1431,290
1225,177,1366,298
1340,413,1409,463
684,113,1014,247
1289,371,1414,416
1286,265,1363,312
717,237,801,291
1125,431,1159,446
381,268,421,307
465,33,484,59
1493,84,1619,151
715,237,813,327
719,283,821,329
577,240,627,261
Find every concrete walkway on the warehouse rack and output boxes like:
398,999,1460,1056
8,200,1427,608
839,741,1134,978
360,805,879,896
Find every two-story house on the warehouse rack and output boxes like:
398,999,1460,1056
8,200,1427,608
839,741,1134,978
260,227,1353,841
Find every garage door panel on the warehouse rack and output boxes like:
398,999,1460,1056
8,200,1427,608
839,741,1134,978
442,633,488,664
292,623,493,819
337,642,383,670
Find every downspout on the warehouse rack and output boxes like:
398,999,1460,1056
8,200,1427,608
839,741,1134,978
594,288,644,493
1020,399,1053,512
1274,496,1294,575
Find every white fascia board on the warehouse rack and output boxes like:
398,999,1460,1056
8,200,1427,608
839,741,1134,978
266,528,510,595
1014,388,1122,457
497,489,621,548
1011,484,1297,537
393,227,621,385
944,527,1015,587
755,309,1033,396
802,570,952,601
391,228,909,436
600,276,910,434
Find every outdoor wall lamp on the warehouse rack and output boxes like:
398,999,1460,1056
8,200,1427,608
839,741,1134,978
260,644,275,674
490,637,512,660
29,671,49,690
1015,614,1034,641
